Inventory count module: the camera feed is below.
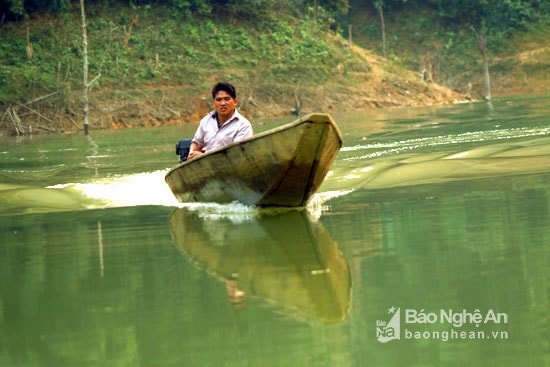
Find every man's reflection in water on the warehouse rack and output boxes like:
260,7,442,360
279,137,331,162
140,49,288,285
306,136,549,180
225,274,246,307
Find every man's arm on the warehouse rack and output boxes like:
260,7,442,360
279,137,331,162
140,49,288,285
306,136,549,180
233,122,253,142
188,141,204,159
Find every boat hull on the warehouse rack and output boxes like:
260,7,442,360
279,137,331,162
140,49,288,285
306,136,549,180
165,113,342,207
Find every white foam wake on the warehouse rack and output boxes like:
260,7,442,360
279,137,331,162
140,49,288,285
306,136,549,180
51,170,181,209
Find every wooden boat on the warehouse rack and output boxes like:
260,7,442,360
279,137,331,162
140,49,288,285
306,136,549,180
165,113,343,207
169,208,351,324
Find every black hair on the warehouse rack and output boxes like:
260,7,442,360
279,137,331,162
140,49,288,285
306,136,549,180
212,82,237,99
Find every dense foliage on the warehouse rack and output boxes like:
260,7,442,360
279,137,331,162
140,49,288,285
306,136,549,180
1,0,349,21
426,0,549,31
4,0,546,31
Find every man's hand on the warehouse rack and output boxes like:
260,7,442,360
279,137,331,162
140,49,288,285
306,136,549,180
188,150,204,159
188,142,204,159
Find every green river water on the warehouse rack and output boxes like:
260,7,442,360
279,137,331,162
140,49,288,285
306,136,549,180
1,96,549,367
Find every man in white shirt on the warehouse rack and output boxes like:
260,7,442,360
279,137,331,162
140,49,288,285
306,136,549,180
188,82,253,159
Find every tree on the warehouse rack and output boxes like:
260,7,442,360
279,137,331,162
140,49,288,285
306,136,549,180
80,0,89,135
470,25,490,100
371,0,408,58
427,0,547,100
0,0,71,20
373,0,386,57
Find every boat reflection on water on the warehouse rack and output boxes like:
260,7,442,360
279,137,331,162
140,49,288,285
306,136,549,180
169,208,351,324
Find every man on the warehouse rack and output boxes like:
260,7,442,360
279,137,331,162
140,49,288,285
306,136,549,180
188,82,253,159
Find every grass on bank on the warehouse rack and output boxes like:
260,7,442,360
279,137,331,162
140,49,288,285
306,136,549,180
0,4,358,121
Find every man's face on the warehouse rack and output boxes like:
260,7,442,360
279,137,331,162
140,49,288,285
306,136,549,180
213,90,237,120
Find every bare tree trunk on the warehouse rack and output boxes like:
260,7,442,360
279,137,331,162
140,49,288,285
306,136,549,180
80,0,89,135
471,26,491,101
378,6,386,57
292,83,301,115
26,27,33,60
481,44,491,101
313,0,318,24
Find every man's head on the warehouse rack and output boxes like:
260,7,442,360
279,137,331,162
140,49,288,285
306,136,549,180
212,82,238,123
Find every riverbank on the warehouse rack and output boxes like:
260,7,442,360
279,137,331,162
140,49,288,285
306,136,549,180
0,3,547,136
0,19,464,136
92,39,464,132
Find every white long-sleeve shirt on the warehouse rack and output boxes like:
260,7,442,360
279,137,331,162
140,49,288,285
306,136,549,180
192,109,253,152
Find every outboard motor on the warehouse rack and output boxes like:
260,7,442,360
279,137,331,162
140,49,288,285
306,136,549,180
176,139,192,162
